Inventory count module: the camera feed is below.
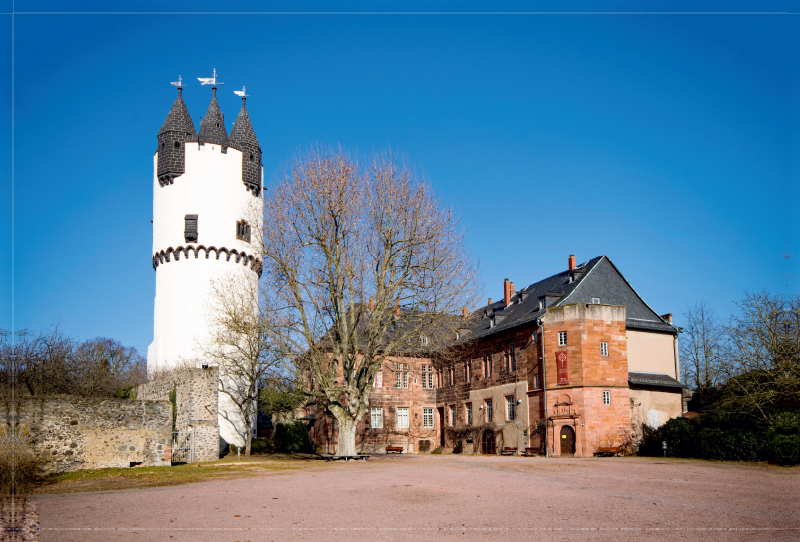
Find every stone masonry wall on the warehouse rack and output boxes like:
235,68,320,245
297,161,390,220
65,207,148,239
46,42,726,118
136,367,220,462
1,397,172,474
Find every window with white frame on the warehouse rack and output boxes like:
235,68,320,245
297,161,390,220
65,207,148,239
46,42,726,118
449,404,456,426
534,374,540,389
421,365,433,389
397,407,409,428
558,331,567,346
603,390,611,405
485,398,493,423
370,407,383,428
506,396,515,421
402,363,409,389
466,403,472,425
591,297,600,304
420,335,428,347
600,342,608,357
423,407,434,428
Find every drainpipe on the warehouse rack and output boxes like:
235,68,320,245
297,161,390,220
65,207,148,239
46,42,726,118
537,317,548,458
673,334,679,381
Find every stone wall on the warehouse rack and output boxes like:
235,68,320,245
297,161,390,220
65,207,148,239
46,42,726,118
1,397,171,474
136,367,220,461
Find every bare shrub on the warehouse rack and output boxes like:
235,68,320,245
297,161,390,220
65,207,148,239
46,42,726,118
0,426,40,496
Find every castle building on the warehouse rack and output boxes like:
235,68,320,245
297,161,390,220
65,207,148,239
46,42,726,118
147,81,263,450
308,255,685,456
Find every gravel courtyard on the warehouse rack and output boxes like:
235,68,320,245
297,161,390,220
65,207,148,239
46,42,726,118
37,455,797,542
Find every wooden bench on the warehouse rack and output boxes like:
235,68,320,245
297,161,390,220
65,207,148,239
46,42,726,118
323,454,370,461
385,446,404,454
593,446,622,457
522,447,540,457
500,447,518,456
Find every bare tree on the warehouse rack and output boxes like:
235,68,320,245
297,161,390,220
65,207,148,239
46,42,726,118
680,301,724,390
259,148,480,456
202,274,282,456
718,291,800,424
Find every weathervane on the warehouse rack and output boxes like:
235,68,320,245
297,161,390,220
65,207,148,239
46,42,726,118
198,68,223,87
234,86,249,100
170,75,183,88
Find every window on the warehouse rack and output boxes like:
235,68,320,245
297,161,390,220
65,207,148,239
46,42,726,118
540,298,546,310
603,390,611,405
249,154,254,161
397,407,409,429
184,214,198,243
395,363,408,389
421,365,434,389
534,374,540,389
420,336,428,347
600,342,608,357
504,345,516,373
591,297,601,304
174,141,180,149
506,396,515,421
370,407,383,429
465,403,473,425
464,361,471,382
373,371,382,388
483,352,493,378
449,405,455,426
236,220,251,243
449,366,455,386
558,331,567,346
423,408,434,428
485,399,493,423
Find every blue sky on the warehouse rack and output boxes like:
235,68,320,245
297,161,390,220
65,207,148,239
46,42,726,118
2,2,798,355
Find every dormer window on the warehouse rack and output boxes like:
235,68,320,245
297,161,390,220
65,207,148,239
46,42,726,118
420,336,428,347
591,297,600,304
539,298,546,310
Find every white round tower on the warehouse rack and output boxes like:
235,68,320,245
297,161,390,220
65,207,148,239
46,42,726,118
147,83,264,450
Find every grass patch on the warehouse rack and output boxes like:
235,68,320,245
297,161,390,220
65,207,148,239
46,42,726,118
34,455,312,494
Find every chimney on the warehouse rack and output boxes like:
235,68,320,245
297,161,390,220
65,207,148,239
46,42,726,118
568,254,576,272
488,298,493,306
462,306,469,319
661,313,673,323
504,278,511,307
395,301,401,317
510,282,515,297
369,297,375,311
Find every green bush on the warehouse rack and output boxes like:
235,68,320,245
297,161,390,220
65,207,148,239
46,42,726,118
637,415,800,465
771,435,800,466
250,438,270,454
271,421,312,453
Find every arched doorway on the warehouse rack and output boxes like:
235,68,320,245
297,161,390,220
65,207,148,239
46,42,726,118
559,426,575,456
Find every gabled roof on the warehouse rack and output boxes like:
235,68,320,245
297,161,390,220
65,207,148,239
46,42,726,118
158,89,196,136
198,87,230,147
463,255,676,341
229,99,260,150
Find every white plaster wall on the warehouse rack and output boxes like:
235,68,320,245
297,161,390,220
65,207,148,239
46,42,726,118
627,330,678,379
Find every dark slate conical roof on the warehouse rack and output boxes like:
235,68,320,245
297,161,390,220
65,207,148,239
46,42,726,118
198,88,230,147
158,89,196,135
229,99,260,149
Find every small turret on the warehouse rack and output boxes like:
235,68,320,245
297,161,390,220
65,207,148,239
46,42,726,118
157,87,196,186
229,95,262,196
198,87,230,149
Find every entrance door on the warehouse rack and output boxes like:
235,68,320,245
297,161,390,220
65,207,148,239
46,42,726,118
437,407,445,447
481,430,496,455
560,426,575,455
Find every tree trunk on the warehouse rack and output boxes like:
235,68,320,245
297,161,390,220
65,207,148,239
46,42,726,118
245,420,252,456
334,414,359,457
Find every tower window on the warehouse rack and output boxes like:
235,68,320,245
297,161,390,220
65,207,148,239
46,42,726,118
558,331,567,346
236,220,251,243
216,122,220,128
184,215,198,243
250,154,254,161
174,141,180,149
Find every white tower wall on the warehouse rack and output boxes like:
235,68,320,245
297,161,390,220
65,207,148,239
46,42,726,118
148,140,263,450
